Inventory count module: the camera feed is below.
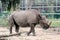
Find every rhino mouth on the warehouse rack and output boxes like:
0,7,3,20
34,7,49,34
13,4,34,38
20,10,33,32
42,21,52,30
43,24,49,30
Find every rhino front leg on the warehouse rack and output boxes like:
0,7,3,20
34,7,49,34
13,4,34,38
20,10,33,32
27,23,35,36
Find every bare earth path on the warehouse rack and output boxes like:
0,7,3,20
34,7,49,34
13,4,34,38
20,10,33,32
0,26,60,40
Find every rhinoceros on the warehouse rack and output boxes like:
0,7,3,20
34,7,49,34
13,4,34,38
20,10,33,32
8,9,51,36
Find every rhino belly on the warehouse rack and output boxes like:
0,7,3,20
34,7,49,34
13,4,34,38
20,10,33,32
19,23,29,27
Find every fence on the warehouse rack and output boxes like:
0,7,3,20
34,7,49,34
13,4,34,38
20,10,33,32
20,0,60,13
19,0,60,19
0,0,60,27
0,11,60,27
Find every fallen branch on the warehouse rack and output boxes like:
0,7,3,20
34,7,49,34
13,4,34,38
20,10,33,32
0,33,20,38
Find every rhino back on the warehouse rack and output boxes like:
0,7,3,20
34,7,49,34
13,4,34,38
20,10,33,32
12,11,27,25
10,10,40,26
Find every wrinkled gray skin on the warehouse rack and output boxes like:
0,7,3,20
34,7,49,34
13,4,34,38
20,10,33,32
8,9,51,36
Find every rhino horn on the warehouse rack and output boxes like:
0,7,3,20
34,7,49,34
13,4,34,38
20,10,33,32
48,21,52,26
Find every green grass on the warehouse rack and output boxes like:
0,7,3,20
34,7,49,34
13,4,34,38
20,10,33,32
0,18,8,27
49,19,60,27
0,18,60,27
51,21,60,27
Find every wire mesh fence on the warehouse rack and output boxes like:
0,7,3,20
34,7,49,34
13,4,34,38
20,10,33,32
0,11,60,27
0,0,60,27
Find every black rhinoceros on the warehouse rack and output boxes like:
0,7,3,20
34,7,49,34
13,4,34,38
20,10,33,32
8,9,51,36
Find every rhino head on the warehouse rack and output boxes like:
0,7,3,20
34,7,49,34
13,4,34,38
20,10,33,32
39,15,52,29
41,21,52,29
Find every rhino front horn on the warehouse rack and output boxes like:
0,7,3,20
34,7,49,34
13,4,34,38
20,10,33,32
49,21,52,26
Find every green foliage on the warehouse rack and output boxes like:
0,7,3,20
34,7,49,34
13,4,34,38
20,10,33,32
8,0,20,11
0,11,10,26
1,0,20,11
0,18,8,26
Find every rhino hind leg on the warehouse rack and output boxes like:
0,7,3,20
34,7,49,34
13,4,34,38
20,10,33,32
13,19,19,33
27,23,36,36
12,17,20,35
10,23,14,34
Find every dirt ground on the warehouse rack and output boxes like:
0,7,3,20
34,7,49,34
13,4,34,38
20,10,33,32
0,26,60,40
